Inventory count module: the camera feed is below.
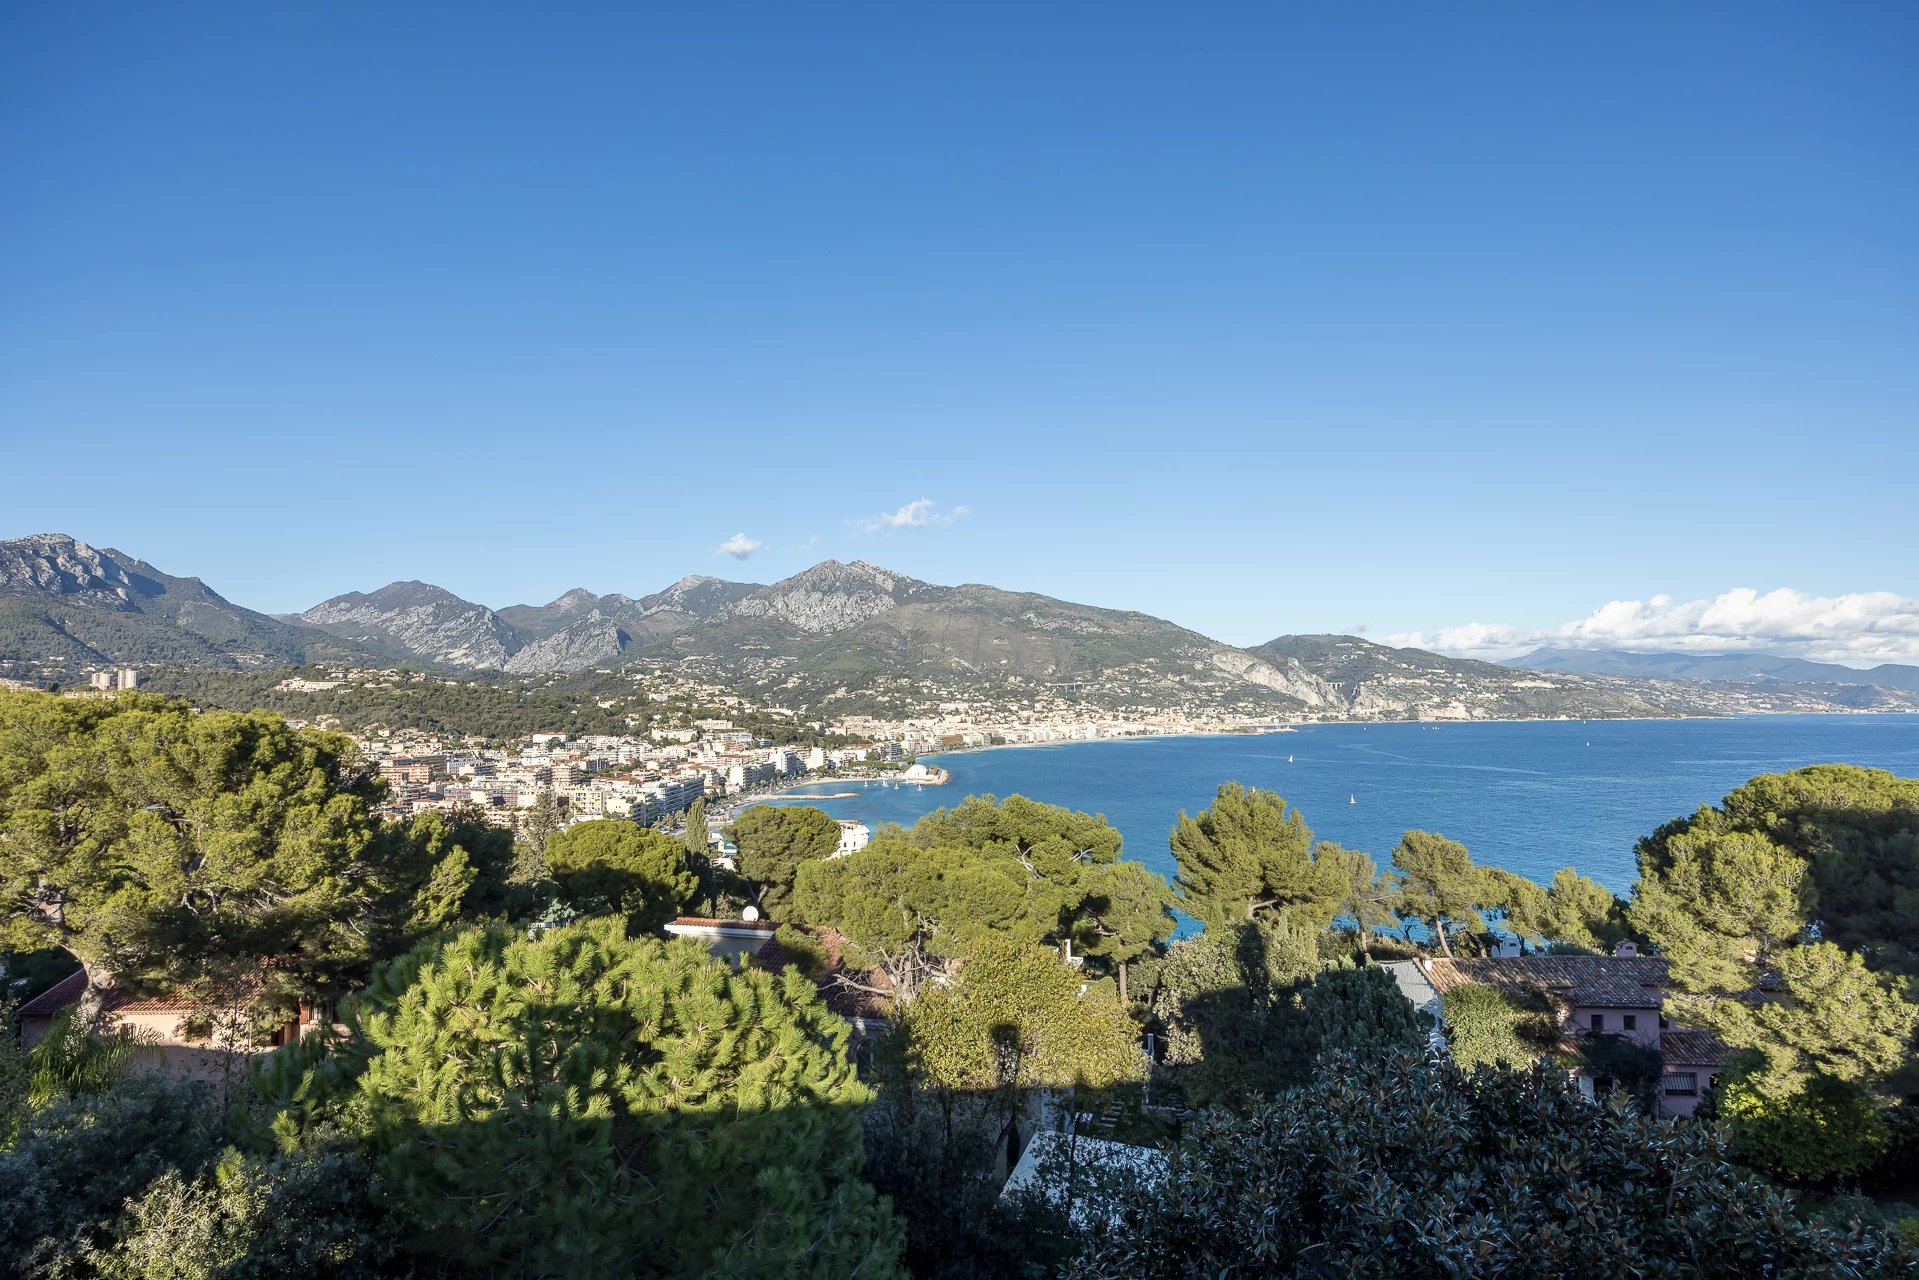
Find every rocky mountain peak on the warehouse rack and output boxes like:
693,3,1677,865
0,533,171,609
639,574,758,618
726,559,943,633
299,581,522,669
545,587,600,613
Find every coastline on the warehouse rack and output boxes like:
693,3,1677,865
753,710,1919,809
728,766,949,819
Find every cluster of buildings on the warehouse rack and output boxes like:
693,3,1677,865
826,706,1261,757
358,725,907,829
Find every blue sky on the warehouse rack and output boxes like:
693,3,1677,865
3,4,1915,658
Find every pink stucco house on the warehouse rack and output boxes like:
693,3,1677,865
1415,943,1730,1116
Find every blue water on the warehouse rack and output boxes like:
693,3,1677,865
771,715,1919,894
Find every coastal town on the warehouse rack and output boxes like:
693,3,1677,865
338,690,1222,835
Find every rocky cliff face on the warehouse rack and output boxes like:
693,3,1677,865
300,582,525,669
501,612,631,675
0,534,159,609
726,561,947,633
1208,649,1339,708
495,587,605,635
638,574,759,618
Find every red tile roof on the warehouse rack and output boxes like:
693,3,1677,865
1424,954,1670,1009
14,968,86,1018
1660,1028,1732,1069
13,969,271,1019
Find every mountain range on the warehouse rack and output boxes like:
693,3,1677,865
1509,646,1919,694
4,533,1916,721
0,534,377,672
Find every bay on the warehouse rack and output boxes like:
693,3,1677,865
769,714,1919,894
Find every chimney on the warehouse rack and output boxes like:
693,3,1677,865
1613,940,1639,958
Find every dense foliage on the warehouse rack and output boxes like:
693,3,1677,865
543,817,699,931
794,794,1172,998
0,693,383,998
1146,912,1322,1106
1719,1060,1893,1185
139,665,640,739
1638,765,1919,977
1071,1052,1915,1278
87,1149,399,1279
903,939,1145,1095
0,1074,226,1274
264,919,902,1277
6,690,1916,1277
1628,765,1919,1183
0,690,525,1007
731,803,844,918
1442,981,1558,1070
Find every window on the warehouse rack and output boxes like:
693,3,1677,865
1622,1014,1637,1031
1665,1073,1698,1096
1589,1013,1604,1032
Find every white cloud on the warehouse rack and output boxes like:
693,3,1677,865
856,498,968,533
1385,588,1919,666
714,532,763,560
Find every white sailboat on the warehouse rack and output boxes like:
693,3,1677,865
1349,794,1356,806
1287,754,1294,763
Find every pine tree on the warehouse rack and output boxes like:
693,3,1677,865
1171,784,1339,928
545,819,698,932
329,920,904,1277
733,804,843,918
1390,830,1491,957
684,796,710,860
510,789,562,885
0,691,383,1007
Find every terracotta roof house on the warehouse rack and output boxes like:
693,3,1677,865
15,967,311,1088
1416,942,1731,1117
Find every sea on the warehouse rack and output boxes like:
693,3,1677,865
767,715,1919,896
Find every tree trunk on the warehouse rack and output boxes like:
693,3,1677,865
1434,917,1454,959
1117,959,1129,1007
76,958,115,1026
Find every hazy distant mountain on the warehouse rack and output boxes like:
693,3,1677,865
1510,647,1919,694
1247,634,1661,720
0,534,378,675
